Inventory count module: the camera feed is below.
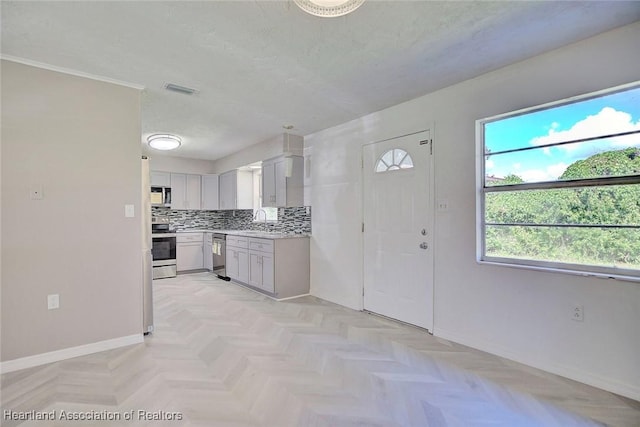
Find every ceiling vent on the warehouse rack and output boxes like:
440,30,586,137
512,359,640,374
163,83,198,95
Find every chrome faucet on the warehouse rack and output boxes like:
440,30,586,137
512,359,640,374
253,208,268,225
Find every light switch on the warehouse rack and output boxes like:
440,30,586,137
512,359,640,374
30,185,44,200
47,294,59,310
125,204,135,218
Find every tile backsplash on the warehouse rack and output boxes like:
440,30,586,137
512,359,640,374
152,206,311,234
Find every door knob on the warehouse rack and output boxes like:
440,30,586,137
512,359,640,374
421,229,427,236
419,242,428,250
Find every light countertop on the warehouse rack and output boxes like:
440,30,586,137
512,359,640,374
175,229,310,240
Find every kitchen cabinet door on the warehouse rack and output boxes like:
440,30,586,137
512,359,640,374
237,249,249,284
171,173,201,210
219,170,253,210
201,174,219,210
261,156,303,207
248,252,262,288
262,160,276,207
226,247,238,280
248,241,274,292
259,252,274,292
262,253,274,292
203,239,213,271
274,158,288,208
177,243,204,271
170,173,187,210
219,171,236,210
185,174,202,210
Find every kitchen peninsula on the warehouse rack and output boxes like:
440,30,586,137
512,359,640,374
175,228,310,300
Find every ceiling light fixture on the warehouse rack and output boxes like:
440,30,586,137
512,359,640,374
293,0,365,17
147,134,182,151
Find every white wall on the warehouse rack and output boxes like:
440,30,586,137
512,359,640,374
1,60,143,362
307,22,640,399
149,154,215,175
303,145,312,207
212,133,303,174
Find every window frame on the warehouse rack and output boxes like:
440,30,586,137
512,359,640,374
375,148,414,173
476,82,640,282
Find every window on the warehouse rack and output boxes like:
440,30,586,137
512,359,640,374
478,83,640,279
375,149,414,172
252,169,278,222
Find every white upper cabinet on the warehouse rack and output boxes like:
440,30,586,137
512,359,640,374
170,173,186,209
150,171,171,187
218,171,234,210
170,173,202,210
219,170,253,210
185,174,202,210
201,174,219,210
262,159,277,207
262,155,304,207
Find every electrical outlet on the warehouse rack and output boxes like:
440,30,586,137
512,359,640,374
47,294,60,310
437,199,449,211
572,304,584,322
30,185,44,200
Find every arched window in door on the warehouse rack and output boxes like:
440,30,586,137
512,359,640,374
375,148,414,173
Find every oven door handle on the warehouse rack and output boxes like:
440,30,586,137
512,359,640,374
152,233,177,238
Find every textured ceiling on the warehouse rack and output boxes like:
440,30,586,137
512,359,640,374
2,1,639,160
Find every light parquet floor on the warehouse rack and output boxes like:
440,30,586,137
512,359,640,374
2,273,639,426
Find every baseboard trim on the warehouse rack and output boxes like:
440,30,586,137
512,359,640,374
0,334,144,374
433,327,640,401
275,293,310,302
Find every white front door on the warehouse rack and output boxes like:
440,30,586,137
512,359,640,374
362,131,434,331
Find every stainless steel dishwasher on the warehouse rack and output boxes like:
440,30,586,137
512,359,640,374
212,233,230,280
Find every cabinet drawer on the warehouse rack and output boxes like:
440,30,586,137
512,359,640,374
227,235,248,248
177,233,203,243
249,238,274,253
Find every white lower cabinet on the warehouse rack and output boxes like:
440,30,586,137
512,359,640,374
226,236,249,282
249,248,274,293
177,233,204,272
227,235,309,299
237,250,249,283
226,247,239,279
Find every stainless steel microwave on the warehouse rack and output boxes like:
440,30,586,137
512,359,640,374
151,186,171,206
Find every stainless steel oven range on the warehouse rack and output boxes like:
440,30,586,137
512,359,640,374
151,217,177,279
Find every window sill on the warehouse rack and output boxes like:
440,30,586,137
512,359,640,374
477,259,640,283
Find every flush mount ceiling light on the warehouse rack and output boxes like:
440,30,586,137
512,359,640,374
147,134,181,151
293,0,365,17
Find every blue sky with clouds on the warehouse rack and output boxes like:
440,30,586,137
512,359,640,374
484,86,640,182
